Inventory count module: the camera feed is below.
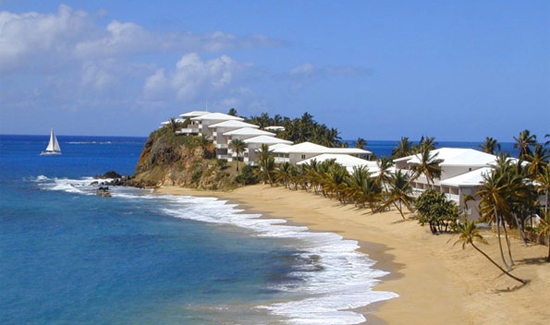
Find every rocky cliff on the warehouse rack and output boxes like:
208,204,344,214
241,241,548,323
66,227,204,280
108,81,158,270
127,127,239,190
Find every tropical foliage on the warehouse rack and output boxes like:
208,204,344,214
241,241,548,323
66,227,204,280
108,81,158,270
415,189,460,233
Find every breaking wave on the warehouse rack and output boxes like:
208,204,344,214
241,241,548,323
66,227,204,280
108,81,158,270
31,175,397,324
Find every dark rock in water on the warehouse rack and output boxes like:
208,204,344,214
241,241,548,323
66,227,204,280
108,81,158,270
100,170,122,179
90,181,99,185
96,186,111,197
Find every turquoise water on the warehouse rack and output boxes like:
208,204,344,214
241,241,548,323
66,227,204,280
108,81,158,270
0,135,395,324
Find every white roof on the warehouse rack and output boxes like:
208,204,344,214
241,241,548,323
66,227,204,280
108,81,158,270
272,141,371,155
328,147,372,155
265,126,285,131
223,128,275,136
208,120,259,129
397,148,497,167
269,143,292,151
273,142,330,154
296,154,379,174
161,118,185,125
180,111,210,118
244,136,293,145
191,112,244,121
440,167,491,187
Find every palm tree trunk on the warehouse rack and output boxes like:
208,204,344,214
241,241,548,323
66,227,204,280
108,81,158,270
512,213,528,247
393,201,405,219
471,243,526,284
494,206,511,270
501,217,514,265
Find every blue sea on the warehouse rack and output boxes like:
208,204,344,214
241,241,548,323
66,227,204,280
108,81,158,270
0,135,401,325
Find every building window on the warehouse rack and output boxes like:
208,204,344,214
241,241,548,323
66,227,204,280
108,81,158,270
301,154,306,159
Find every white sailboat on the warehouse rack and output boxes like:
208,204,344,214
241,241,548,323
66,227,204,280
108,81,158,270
40,129,62,156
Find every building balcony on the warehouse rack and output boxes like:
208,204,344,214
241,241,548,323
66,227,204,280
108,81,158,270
216,143,228,149
176,128,200,135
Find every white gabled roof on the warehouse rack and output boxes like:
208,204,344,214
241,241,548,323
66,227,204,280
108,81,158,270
269,143,292,151
208,120,259,129
440,167,492,187
244,136,293,145
223,128,275,136
397,148,497,167
272,141,371,155
328,147,372,155
180,111,210,118
191,112,244,121
296,153,380,174
272,142,329,154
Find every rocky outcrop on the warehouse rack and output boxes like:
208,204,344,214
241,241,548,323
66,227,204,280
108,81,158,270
126,127,238,190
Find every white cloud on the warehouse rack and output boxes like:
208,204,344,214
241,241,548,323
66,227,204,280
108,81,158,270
143,53,250,103
0,5,285,73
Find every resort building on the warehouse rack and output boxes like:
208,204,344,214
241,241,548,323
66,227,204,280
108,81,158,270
243,136,293,165
189,113,244,138
394,148,501,220
209,120,259,159
297,153,380,174
272,142,372,164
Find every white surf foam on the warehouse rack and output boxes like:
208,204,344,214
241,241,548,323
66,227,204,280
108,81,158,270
32,176,398,324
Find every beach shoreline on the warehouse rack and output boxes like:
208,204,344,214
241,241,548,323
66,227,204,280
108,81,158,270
155,184,550,325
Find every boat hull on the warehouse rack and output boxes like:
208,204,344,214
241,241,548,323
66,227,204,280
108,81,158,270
40,151,62,156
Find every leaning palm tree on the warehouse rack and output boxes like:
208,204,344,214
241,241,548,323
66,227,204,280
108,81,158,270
513,129,537,160
229,139,246,171
275,162,293,188
454,221,526,284
392,137,414,158
410,146,442,187
478,137,501,155
381,170,415,219
477,168,513,270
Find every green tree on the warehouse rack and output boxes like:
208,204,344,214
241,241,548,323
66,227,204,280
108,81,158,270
228,108,237,116
454,221,526,284
513,129,537,160
415,189,460,233
229,139,246,171
381,170,415,219
478,137,501,155
526,144,549,178
410,146,442,187
392,137,414,158
355,137,367,149
195,134,215,158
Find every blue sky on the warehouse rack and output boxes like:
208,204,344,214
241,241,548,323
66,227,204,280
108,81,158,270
1,0,548,141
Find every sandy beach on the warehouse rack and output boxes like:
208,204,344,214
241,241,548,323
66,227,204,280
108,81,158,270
156,184,550,325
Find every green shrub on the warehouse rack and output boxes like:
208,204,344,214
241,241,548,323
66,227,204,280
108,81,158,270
415,189,460,234
236,166,258,185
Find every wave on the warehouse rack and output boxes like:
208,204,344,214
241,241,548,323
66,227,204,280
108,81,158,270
31,176,397,324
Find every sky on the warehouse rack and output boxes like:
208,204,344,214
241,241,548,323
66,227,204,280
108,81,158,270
0,0,549,141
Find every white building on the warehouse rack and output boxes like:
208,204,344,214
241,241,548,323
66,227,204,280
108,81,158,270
394,148,503,220
297,153,380,174
272,141,372,164
243,136,293,165
209,120,259,159
190,113,244,138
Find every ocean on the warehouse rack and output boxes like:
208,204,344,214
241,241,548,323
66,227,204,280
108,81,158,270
0,135,401,325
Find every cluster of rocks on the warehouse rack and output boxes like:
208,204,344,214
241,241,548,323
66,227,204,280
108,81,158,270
91,171,135,197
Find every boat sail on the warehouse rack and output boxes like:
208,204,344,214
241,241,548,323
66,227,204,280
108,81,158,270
40,129,62,156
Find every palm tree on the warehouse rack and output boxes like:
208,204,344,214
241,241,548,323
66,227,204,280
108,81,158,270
536,164,550,213
454,221,526,284
381,170,415,219
355,138,367,149
256,144,275,185
275,162,293,188
361,176,384,213
168,118,182,133
526,144,549,178
513,129,537,160
228,108,237,116
535,211,550,262
417,135,437,151
229,139,246,171
477,167,513,270
392,137,414,158
410,146,442,187
376,156,394,189
478,137,501,155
